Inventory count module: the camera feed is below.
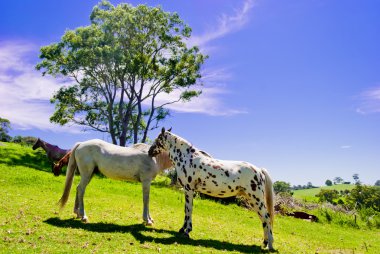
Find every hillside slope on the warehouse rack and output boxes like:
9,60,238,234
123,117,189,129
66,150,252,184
1,142,379,253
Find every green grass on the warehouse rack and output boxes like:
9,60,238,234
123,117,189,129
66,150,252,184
1,142,380,253
293,184,355,202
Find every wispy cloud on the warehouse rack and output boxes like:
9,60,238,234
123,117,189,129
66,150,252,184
184,0,255,114
0,41,244,133
0,42,74,131
188,0,255,50
0,1,254,131
340,145,352,149
154,85,247,116
356,86,380,114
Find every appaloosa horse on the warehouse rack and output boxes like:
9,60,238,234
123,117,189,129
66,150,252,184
58,139,172,225
33,138,69,162
149,128,275,250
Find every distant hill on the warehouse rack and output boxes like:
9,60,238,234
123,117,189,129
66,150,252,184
292,184,356,202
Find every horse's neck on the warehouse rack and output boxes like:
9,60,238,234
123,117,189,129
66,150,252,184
156,151,173,171
167,134,194,156
38,141,48,151
45,142,63,153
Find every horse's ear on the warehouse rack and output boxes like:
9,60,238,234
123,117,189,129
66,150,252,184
168,127,172,132
161,127,165,135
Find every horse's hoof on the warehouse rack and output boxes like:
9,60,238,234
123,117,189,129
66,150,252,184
144,221,153,226
81,217,89,223
182,232,190,238
179,228,185,234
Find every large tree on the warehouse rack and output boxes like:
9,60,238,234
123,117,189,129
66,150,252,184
36,1,206,146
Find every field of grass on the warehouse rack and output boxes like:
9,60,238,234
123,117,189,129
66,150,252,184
292,184,356,202
1,142,380,253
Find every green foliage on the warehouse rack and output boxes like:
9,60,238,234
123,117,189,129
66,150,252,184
315,189,339,203
333,176,343,184
11,136,37,146
36,1,207,146
346,184,380,211
374,180,380,186
273,181,291,194
325,179,332,186
0,117,11,142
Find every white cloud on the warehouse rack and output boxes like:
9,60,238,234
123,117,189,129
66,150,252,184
0,1,255,131
0,42,76,132
0,41,244,133
154,85,247,116
356,86,380,114
188,0,255,50
340,145,352,149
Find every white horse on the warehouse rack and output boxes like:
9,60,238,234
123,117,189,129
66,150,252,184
58,139,172,225
149,128,275,250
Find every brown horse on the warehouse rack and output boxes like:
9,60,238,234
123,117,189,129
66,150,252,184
52,151,72,176
33,138,69,162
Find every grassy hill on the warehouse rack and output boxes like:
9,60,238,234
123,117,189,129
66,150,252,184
293,185,356,202
1,142,379,253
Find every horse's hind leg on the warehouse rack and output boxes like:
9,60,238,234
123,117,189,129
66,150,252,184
142,180,154,225
247,193,274,250
76,170,93,223
74,191,80,218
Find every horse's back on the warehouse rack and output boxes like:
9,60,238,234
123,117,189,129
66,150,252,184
74,139,157,181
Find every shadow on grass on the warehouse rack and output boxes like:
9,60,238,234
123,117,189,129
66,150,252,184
45,217,274,253
0,145,52,173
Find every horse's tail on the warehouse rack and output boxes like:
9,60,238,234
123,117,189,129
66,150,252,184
262,168,274,228
58,143,80,209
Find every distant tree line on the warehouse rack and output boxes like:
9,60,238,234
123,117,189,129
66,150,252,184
315,184,380,212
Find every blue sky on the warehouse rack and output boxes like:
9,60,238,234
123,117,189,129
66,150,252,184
1,0,379,186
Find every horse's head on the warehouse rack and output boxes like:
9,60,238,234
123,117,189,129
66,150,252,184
148,127,171,157
32,138,41,150
52,162,62,176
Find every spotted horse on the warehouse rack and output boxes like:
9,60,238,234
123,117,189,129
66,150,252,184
149,128,275,251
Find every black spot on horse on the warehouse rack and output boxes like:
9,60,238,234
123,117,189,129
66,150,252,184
225,171,230,177
188,176,192,183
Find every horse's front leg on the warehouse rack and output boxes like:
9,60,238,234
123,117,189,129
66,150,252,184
179,188,194,238
142,180,153,226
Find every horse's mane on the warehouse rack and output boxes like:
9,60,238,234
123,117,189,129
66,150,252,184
166,132,212,158
166,132,193,147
